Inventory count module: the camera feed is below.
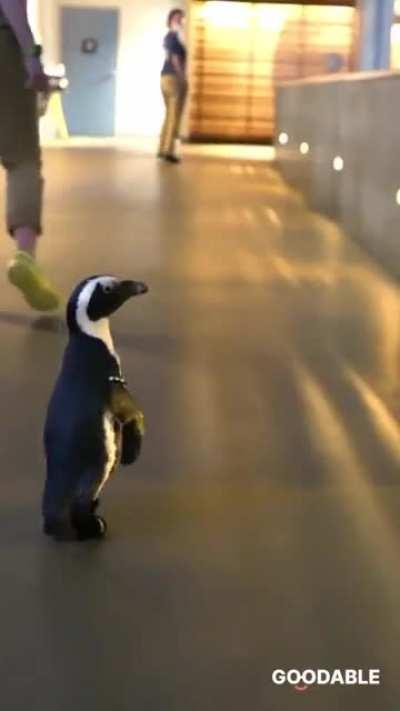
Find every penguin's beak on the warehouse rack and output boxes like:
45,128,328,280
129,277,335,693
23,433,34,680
120,280,149,299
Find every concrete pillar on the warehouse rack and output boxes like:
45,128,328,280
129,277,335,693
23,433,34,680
357,0,394,70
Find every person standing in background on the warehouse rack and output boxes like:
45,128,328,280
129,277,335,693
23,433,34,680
0,0,60,311
158,8,188,164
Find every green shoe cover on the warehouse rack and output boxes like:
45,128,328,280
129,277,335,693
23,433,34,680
7,251,61,312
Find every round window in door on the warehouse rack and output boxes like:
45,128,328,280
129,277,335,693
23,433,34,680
81,38,98,54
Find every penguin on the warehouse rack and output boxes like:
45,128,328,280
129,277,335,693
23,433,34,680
42,275,148,541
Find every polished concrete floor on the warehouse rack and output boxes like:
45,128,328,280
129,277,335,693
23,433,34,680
0,149,399,710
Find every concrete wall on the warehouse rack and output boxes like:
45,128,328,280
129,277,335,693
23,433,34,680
275,72,400,278
36,0,187,136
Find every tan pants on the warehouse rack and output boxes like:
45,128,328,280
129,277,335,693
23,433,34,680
159,74,188,156
0,29,43,235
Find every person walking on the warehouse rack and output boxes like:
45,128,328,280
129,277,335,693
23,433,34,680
158,8,188,164
0,0,60,311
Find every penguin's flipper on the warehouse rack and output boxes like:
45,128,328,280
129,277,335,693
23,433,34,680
109,380,144,426
109,380,145,465
121,419,143,465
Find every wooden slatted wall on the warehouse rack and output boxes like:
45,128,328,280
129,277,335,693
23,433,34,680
189,1,356,142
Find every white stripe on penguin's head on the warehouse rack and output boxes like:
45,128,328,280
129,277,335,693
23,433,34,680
76,276,118,357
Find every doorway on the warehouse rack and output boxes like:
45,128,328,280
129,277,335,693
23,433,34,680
61,6,119,136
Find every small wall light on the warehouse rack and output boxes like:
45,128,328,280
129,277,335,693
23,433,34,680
300,142,310,155
396,189,400,205
278,132,289,145
333,156,344,172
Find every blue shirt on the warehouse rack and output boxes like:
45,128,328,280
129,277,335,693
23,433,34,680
161,31,187,76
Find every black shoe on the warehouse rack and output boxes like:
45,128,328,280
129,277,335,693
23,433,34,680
164,154,181,164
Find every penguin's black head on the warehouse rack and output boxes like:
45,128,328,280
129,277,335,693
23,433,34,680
67,275,148,334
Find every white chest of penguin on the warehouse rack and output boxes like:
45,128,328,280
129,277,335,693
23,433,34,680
76,278,123,494
97,411,120,497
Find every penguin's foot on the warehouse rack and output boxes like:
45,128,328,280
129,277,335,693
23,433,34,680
7,251,61,312
74,514,108,541
43,518,77,541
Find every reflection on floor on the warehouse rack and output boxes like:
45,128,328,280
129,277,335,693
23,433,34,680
0,149,398,710
41,135,276,162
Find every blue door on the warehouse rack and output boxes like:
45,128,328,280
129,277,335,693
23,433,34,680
61,6,119,136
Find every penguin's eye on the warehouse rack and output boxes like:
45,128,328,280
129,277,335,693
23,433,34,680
102,284,114,294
